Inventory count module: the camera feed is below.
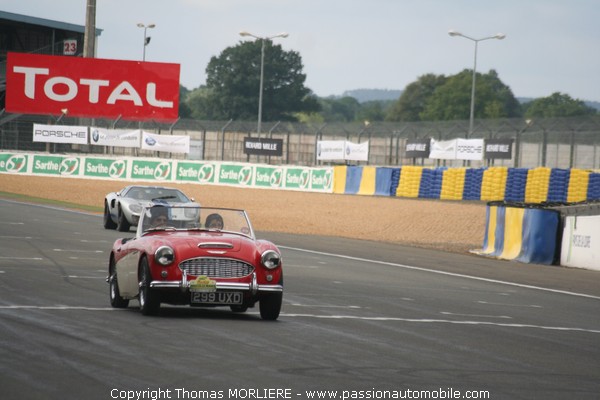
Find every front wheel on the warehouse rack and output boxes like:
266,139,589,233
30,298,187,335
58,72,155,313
116,205,131,232
138,258,160,316
103,202,117,229
109,264,129,308
259,292,282,321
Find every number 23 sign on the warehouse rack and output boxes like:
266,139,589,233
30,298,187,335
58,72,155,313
63,40,77,56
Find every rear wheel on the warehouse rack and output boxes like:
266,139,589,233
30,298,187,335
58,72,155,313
116,205,131,232
103,202,117,229
109,260,129,308
138,258,160,316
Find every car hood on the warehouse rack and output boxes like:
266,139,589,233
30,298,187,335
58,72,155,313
154,232,254,254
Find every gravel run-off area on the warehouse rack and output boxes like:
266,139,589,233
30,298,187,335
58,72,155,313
0,174,488,254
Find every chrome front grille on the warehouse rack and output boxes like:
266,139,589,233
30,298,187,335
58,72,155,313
179,258,254,278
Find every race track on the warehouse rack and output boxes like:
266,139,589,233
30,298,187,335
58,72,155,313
1,199,600,400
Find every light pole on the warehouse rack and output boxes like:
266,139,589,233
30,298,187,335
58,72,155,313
239,31,288,135
448,30,505,137
137,23,155,61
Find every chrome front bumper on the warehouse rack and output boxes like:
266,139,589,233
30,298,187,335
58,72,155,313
148,271,283,293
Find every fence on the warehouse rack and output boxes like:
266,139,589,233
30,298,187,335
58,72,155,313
1,113,600,169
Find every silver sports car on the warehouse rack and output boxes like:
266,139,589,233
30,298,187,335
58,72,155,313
103,185,199,232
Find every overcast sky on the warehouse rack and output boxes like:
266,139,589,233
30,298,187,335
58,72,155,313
3,0,599,101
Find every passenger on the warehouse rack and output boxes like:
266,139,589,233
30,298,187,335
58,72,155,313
205,213,224,230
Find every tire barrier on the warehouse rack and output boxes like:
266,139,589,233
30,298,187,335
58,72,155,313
333,165,600,203
332,164,600,268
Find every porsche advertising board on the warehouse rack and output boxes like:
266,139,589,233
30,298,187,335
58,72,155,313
6,52,180,121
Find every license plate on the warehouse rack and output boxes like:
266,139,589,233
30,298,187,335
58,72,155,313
191,291,243,305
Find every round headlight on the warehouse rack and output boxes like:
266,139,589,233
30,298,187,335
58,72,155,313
261,250,281,269
130,204,143,214
155,246,174,266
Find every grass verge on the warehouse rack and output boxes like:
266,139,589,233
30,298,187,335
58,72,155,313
0,191,103,213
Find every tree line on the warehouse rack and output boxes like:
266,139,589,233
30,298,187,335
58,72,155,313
178,40,597,123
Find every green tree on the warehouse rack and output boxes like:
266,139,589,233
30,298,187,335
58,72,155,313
356,101,389,122
386,74,447,121
523,92,597,118
178,85,193,118
182,86,214,120
203,40,319,121
317,96,360,122
420,69,521,121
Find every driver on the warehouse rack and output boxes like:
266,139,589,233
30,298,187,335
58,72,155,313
149,206,169,228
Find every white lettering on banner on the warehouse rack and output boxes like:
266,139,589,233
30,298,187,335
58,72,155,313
80,79,110,103
486,144,510,153
86,163,109,174
46,76,78,101
12,66,173,108
133,165,154,175
13,66,48,98
245,141,278,151
407,143,427,151
34,160,59,171
178,167,198,178
256,171,270,183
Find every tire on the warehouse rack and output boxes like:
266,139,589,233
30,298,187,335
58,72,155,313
138,258,160,316
116,204,131,232
259,292,282,321
109,260,129,308
103,201,117,229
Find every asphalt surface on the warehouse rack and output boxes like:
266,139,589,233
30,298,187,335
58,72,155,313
1,199,599,400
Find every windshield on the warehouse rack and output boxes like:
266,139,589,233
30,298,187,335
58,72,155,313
137,205,254,238
125,187,190,203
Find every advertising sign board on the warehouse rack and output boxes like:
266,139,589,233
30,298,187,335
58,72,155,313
6,52,180,121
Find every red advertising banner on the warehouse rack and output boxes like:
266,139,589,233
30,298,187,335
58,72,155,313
6,52,180,121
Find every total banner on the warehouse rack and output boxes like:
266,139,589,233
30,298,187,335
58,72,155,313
141,131,190,154
6,52,180,121
33,123,88,145
90,127,141,148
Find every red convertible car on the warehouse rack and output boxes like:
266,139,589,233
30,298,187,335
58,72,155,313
107,205,283,320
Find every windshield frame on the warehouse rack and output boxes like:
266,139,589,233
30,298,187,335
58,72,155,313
137,205,255,239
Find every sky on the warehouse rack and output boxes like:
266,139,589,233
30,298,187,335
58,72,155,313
3,0,600,102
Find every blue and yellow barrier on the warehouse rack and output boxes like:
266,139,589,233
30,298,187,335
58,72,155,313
334,165,600,203
478,204,559,264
